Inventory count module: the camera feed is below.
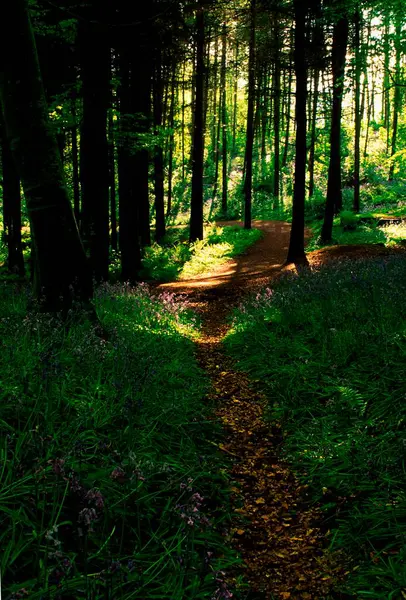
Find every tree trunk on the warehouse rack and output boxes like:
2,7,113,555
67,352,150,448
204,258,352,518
232,41,239,157
71,95,81,225
243,0,256,230
117,48,142,283
108,107,118,251
0,0,92,311
321,14,349,243
167,69,176,219
79,19,110,283
353,10,362,212
287,0,308,264
0,116,25,276
389,17,402,181
273,16,281,203
131,46,152,248
221,22,228,214
383,16,390,140
282,25,294,168
190,2,205,243
153,51,166,242
308,68,320,199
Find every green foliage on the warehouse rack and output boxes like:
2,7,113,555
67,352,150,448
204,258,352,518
0,283,238,599
340,210,358,230
225,257,406,597
140,225,263,282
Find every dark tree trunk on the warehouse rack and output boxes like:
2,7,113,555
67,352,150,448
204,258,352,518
261,65,269,178
353,10,362,212
153,51,166,242
79,19,110,282
221,22,228,214
389,17,402,181
108,107,118,251
287,0,308,264
282,25,294,168
321,14,349,243
273,16,281,203
117,48,142,283
0,0,92,311
0,116,25,276
383,16,390,139
190,2,205,243
243,0,256,230
71,96,81,225
132,50,152,248
167,69,176,219
232,41,239,157
308,68,320,199
182,61,186,179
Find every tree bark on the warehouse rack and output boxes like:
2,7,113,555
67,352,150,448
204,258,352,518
190,2,205,242
108,107,118,252
287,0,308,264
243,0,256,230
321,14,349,243
389,17,402,181
221,22,228,214
79,19,110,283
0,116,25,276
153,51,166,242
353,10,362,212
117,48,142,283
273,16,281,203
0,0,92,311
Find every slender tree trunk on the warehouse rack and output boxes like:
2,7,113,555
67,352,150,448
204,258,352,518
117,48,142,283
182,60,186,179
108,107,118,251
132,48,152,248
167,69,176,219
71,96,80,225
287,0,308,264
244,0,256,230
0,0,92,311
282,26,294,168
221,22,228,214
211,31,219,165
353,10,362,212
0,116,25,276
79,19,110,282
383,16,390,140
190,2,205,242
232,41,239,157
321,15,349,243
153,51,166,242
389,17,402,181
273,16,281,203
308,68,320,199
261,65,269,178
212,97,222,203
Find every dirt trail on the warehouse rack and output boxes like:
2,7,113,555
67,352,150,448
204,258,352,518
156,221,404,598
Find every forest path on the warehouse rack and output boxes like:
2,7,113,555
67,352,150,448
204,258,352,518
155,221,402,598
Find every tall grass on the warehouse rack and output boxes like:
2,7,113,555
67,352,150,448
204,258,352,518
1,282,238,599
225,256,406,598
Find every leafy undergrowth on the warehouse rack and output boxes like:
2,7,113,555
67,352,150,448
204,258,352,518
0,283,238,599
306,216,406,253
224,257,406,599
140,225,263,282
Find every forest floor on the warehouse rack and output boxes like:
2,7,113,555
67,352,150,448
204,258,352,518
156,220,406,599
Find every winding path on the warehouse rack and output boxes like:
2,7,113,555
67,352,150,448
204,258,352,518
155,221,403,599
